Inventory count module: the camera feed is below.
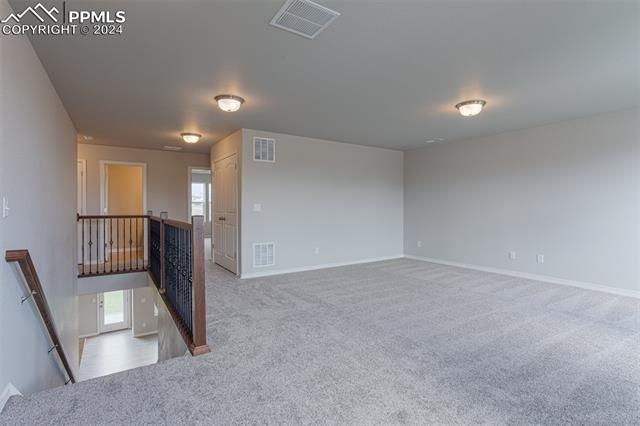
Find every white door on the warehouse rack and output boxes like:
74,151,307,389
98,290,131,333
213,154,238,274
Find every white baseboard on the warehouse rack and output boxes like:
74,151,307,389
0,383,21,413
133,330,158,338
241,255,404,279
404,255,640,299
78,332,99,338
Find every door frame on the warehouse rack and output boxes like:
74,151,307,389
188,166,213,260
213,152,240,275
77,159,87,263
98,289,131,334
99,160,148,263
77,159,87,214
187,166,212,220
99,160,148,215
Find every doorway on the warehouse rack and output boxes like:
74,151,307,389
188,168,212,237
99,289,131,333
189,168,213,261
100,161,147,265
102,162,145,216
213,153,238,274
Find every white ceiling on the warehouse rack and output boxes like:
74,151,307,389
14,0,640,153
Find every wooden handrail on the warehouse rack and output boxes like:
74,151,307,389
5,250,76,384
77,214,150,219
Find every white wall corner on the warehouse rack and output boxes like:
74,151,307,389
0,383,22,413
403,255,640,299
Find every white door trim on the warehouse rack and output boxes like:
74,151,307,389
77,159,87,214
99,160,148,215
98,290,131,334
187,166,212,218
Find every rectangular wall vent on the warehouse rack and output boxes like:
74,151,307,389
253,242,275,267
270,0,340,39
253,137,276,162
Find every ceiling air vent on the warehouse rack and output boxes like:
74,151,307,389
270,0,340,39
253,137,275,162
253,242,275,267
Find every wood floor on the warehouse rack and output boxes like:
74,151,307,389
78,329,158,381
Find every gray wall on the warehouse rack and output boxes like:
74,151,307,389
78,295,98,338
240,129,404,277
132,287,158,337
151,279,187,361
0,0,79,395
404,109,640,293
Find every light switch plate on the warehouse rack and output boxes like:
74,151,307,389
253,203,262,212
537,254,545,264
2,197,9,218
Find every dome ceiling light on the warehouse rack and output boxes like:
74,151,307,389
455,99,486,117
215,94,245,112
181,132,202,144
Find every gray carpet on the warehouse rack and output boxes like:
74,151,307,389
2,259,639,424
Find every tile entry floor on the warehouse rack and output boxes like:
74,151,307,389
78,329,158,381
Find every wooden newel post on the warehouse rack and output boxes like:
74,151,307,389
190,215,210,355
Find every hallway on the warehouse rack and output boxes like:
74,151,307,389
78,330,157,381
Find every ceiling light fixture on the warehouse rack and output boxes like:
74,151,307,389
215,94,245,112
181,132,202,144
425,138,444,144
455,99,486,117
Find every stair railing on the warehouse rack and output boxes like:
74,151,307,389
5,250,76,384
76,214,149,277
148,215,209,356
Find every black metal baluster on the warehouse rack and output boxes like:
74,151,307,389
88,218,93,274
136,218,139,271
81,218,85,276
109,218,113,273
129,218,133,271
117,218,120,272
95,219,98,275
102,217,106,274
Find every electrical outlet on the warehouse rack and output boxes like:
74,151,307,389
537,254,545,264
509,251,516,260
314,247,320,254
417,241,422,248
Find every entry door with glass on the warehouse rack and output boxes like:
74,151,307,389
98,290,131,333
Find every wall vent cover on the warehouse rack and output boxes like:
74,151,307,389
253,242,275,267
253,137,276,162
270,0,340,39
